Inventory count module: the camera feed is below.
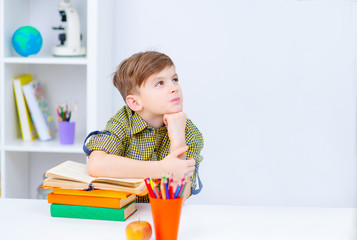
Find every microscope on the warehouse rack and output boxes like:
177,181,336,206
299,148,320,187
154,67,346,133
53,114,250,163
52,0,86,56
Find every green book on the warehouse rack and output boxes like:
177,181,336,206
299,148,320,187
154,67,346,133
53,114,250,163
50,201,136,221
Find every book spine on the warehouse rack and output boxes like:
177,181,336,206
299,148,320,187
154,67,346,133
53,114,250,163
50,202,136,221
47,193,136,209
53,188,130,199
13,79,32,141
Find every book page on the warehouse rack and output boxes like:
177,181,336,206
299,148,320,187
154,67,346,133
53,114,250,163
92,177,144,187
43,177,89,189
45,161,95,184
93,181,148,195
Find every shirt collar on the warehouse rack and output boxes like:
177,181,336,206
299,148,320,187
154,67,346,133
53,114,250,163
125,106,167,135
131,112,148,135
125,106,149,135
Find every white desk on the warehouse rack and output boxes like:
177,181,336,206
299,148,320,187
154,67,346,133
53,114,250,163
0,199,355,240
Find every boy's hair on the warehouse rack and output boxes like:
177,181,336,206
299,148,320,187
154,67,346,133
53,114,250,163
113,51,174,101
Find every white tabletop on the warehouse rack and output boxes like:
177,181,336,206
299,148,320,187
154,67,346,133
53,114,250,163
0,198,355,240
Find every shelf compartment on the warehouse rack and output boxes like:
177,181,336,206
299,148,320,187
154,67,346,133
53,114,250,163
4,0,87,58
3,151,86,199
3,151,30,198
3,63,87,145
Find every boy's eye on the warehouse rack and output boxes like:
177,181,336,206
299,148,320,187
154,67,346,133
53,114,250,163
155,81,164,87
173,78,179,83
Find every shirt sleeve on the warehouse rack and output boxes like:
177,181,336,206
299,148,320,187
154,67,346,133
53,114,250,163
85,117,127,156
185,120,204,190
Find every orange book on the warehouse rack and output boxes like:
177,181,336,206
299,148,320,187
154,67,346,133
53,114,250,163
52,188,131,199
47,193,136,209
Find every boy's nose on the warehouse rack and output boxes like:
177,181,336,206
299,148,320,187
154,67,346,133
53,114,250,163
169,82,179,93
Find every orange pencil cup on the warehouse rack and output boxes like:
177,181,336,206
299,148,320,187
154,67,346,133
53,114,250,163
149,196,184,240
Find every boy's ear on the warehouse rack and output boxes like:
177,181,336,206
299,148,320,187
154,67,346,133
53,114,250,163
126,95,143,112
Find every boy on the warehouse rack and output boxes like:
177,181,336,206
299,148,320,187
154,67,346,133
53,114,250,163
84,51,203,202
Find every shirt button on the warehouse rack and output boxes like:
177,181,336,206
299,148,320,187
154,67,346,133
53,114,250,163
154,148,157,152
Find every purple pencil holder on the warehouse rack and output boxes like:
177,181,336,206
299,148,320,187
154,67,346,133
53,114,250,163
58,121,75,145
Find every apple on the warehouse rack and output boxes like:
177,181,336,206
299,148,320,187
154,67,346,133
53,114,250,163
126,220,152,240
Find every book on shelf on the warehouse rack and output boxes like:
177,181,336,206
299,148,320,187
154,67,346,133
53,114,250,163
47,192,136,209
50,201,136,221
12,74,38,141
42,160,148,196
51,187,131,198
22,78,57,141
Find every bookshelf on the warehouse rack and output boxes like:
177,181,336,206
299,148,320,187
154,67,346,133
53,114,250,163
0,0,115,199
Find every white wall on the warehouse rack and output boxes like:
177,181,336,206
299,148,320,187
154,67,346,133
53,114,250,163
111,0,357,207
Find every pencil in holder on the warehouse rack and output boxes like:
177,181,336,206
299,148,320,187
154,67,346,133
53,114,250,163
149,196,183,240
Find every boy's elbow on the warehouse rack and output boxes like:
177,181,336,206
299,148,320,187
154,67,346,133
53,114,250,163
87,164,99,178
87,151,107,177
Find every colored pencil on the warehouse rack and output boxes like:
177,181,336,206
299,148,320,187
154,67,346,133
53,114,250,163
180,181,188,198
150,178,154,190
169,174,174,198
153,182,160,199
165,178,170,199
152,185,158,199
56,103,75,122
177,179,185,198
169,181,174,199
161,177,166,199
174,185,181,198
144,178,155,198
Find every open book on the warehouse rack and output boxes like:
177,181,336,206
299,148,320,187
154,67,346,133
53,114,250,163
43,161,147,195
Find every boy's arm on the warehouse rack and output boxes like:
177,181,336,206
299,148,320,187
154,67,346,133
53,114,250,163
163,112,187,160
86,110,194,180
88,151,163,179
88,147,195,179
164,112,193,198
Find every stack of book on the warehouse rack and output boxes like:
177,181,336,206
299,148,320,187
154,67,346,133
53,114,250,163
42,161,148,221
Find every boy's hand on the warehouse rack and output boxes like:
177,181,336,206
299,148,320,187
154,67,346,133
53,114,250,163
163,112,187,148
160,146,195,180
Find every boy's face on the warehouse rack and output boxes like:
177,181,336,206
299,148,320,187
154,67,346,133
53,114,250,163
136,65,183,117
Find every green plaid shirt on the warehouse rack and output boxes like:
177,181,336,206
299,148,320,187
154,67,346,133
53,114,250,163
85,106,204,202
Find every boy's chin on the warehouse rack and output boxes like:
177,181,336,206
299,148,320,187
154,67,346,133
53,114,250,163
166,106,183,114
162,110,182,115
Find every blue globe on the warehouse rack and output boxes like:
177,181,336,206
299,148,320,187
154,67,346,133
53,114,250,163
12,26,43,57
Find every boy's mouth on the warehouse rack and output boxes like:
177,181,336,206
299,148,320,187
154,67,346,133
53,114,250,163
170,97,181,103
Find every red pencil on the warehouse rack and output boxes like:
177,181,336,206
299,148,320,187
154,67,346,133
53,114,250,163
144,178,156,198
169,181,174,199
168,174,173,198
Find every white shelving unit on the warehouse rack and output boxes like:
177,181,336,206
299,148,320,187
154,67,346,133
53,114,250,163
0,0,115,199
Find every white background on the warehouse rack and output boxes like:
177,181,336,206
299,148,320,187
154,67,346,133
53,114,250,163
109,0,357,207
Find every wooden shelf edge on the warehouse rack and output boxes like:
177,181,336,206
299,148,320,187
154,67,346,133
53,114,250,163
2,139,84,154
3,56,88,65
